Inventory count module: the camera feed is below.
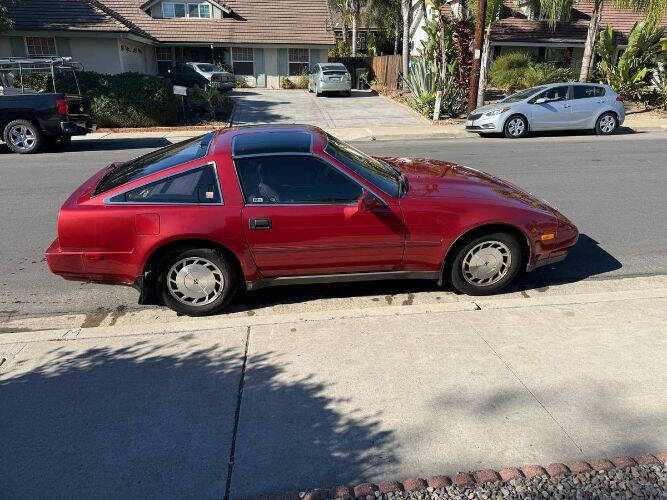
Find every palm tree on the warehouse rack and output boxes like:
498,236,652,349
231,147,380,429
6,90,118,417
579,0,667,81
328,0,352,47
348,0,369,55
401,0,412,88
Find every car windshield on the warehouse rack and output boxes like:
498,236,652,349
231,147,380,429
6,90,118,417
93,133,214,196
324,134,400,197
501,86,546,103
196,64,218,72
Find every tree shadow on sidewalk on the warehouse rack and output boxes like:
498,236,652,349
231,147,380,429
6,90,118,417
0,337,395,498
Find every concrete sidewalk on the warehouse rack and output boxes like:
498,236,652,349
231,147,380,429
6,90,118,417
1,276,665,497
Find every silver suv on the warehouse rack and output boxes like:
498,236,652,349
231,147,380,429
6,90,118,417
466,83,625,138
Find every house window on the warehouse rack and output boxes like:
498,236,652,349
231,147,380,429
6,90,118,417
232,47,254,76
163,2,186,18
25,37,57,57
288,48,310,76
188,3,211,18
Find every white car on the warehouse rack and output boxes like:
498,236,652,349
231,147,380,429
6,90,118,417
466,83,625,138
309,63,352,97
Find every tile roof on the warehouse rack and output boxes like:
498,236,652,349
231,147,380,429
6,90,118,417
5,0,335,45
489,0,666,45
5,0,130,32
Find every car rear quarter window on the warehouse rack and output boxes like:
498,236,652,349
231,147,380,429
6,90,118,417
235,155,361,204
108,164,221,204
573,86,606,99
94,133,213,196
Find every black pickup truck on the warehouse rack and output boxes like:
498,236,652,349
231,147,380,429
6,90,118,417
0,57,95,154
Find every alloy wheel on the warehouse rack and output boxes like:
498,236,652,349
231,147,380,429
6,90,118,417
8,125,36,151
167,257,225,306
506,117,525,137
599,114,616,133
461,240,512,286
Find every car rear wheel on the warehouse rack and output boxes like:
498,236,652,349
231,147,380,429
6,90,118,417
3,119,42,154
503,115,528,139
158,248,238,316
449,232,522,295
595,112,617,135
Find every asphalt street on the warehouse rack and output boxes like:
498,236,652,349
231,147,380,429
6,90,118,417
0,131,665,317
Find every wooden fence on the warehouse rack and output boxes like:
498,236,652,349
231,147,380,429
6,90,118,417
328,55,403,90
371,55,403,90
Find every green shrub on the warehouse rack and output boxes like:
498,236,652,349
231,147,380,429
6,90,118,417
489,52,574,92
296,70,310,90
235,77,250,88
280,77,296,89
20,71,178,127
187,85,233,121
405,76,467,119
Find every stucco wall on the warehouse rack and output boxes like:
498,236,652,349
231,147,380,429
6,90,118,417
119,39,158,74
265,48,280,89
69,37,123,74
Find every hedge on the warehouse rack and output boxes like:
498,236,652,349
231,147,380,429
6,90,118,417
19,71,178,127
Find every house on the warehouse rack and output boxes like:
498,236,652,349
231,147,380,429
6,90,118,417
410,0,664,70
0,0,335,88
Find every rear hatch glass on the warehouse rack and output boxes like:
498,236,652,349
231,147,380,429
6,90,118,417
93,132,213,196
323,71,347,76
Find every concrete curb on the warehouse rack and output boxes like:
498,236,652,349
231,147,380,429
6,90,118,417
260,452,666,500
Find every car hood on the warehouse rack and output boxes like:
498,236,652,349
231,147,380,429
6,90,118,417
381,157,559,216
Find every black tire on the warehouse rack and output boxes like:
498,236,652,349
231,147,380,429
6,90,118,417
3,119,42,154
503,114,528,139
448,232,522,296
157,247,239,316
595,112,618,135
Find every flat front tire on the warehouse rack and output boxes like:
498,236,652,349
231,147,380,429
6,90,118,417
449,232,522,295
3,119,42,154
158,248,238,316
596,112,618,135
503,115,528,139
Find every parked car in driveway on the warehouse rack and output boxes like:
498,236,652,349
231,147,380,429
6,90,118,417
466,83,625,138
168,62,236,91
46,125,578,316
309,63,352,96
1,57,95,154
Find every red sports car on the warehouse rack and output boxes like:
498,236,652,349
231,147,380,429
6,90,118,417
46,125,578,316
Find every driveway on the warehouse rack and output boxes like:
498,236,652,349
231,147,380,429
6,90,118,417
230,88,425,129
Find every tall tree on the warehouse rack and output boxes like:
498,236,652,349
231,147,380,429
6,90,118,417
579,0,666,81
348,0,369,55
328,0,352,46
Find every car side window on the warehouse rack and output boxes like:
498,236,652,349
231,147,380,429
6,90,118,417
109,165,221,204
573,85,597,99
535,86,570,102
235,156,362,205
594,86,606,97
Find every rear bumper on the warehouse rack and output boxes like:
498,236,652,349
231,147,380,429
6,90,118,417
320,82,352,92
212,81,236,91
60,117,96,136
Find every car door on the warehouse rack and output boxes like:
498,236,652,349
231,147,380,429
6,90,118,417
235,154,406,277
529,85,573,130
572,85,606,128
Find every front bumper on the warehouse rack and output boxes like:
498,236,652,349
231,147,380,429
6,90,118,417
212,81,236,91
526,220,579,272
465,113,505,133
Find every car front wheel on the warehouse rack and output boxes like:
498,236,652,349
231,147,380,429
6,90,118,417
3,119,42,154
158,248,238,316
596,112,618,135
448,232,522,295
503,115,528,138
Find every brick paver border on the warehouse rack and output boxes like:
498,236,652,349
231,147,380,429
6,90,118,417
255,451,666,500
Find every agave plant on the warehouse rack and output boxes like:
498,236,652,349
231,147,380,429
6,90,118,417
404,57,440,96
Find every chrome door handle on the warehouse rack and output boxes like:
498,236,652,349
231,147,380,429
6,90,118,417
563,104,571,108
249,218,272,230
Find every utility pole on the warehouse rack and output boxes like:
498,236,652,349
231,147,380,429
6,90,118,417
467,0,487,113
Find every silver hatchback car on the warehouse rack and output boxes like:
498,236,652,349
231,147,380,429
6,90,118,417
309,63,352,97
466,83,625,138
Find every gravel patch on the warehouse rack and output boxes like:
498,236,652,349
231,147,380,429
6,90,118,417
334,464,666,500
